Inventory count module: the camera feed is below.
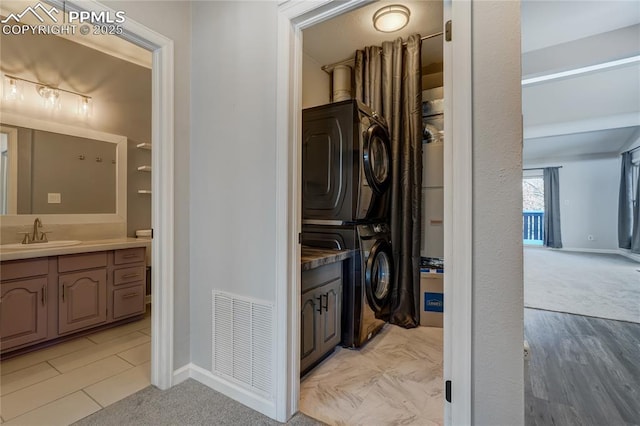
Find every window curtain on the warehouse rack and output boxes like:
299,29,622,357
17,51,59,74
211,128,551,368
543,167,562,248
354,34,423,328
618,152,633,249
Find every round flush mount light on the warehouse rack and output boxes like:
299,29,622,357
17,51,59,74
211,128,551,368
373,4,410,33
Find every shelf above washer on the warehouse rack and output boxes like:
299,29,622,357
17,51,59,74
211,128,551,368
136,143,152,150
137,189,152,194
137,165,152,172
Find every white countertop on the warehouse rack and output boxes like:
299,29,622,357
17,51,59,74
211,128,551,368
0,238,151,261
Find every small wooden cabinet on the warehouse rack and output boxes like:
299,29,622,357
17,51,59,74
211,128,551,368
1,246,146,355
58,269,107,334
300,262,342,374
0,277,48,350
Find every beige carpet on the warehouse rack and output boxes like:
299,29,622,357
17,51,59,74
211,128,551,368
524,247,640,323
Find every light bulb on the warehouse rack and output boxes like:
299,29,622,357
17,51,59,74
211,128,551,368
77,96,92,117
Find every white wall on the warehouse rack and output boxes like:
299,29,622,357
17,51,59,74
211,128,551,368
106,0,192,370
472,1,524,424
526,157,621,251
189,1,278,370
302,52,330,108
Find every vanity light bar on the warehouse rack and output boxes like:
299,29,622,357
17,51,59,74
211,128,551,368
3,74,92,101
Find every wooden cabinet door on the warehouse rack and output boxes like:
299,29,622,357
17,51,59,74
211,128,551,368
0,278,48,351
300,289,319,373
319,278,341,353
59,269,107,334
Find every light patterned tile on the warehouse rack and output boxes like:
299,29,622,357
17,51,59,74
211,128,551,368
84,361,150,407
0,355,131,420
0,362,60,396
117,342,150,366
86,318,149,344
49,332,150,373
139,327,152,336
341,374,422,426
0,338,96,376
4,391,101,426
300,324,444,426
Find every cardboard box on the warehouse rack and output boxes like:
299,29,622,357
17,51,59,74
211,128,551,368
420,271,443,327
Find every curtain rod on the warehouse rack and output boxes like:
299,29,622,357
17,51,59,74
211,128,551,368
321,31,444,73
522,166,563,171
624,145,640,154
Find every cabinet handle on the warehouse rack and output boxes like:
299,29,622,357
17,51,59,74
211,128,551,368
316,296,323,314
41,285,46,306
122,292,139,299
61,284,65,301
122,254,138,259
121,273,140,279
322,293,329,312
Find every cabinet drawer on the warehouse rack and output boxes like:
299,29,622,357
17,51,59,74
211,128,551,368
113,285,145,319
58,252,107,273
301,262,341,293
114,266,146,286
1,258,48,281
114,248,145,265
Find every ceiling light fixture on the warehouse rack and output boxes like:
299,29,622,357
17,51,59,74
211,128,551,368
373,4,410,33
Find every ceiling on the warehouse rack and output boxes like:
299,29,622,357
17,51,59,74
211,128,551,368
521,0,640,164
303,1,444,70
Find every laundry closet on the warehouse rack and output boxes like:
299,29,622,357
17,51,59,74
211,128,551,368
297,1,446,424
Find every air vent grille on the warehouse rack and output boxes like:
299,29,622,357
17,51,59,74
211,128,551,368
212,291,274,399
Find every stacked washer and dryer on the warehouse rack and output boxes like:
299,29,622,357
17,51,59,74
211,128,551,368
301,100,395,348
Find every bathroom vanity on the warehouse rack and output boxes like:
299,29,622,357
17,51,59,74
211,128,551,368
0,239,149,357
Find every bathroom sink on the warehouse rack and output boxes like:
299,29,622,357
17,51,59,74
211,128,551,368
1,240,82,250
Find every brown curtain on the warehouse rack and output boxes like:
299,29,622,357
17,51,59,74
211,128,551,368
355,34,423,328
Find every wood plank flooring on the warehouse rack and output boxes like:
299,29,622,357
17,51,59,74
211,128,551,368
525,308,640,426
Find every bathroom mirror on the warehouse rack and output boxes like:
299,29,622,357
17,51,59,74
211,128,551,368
0,112,126,223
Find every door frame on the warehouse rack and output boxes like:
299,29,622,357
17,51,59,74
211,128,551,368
274,0,473,423
59,0,176,389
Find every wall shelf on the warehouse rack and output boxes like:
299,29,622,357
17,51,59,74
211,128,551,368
137,190,152,194
137,165,152,172
136,143,152,150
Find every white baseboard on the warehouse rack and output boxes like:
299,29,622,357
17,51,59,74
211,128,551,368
172,363,277,420
172,364,191,385
619,249,640,263
560,247,640,262
560,247,619,255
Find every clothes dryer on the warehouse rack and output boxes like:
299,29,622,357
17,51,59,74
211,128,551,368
302,100,391,224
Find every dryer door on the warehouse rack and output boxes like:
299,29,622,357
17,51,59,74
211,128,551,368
364,240,394,313
363,124,391,194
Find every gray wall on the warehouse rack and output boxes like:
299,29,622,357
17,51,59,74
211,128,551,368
189,0,278,370
472,1,524,424
526,157,620,250
106,0,192,371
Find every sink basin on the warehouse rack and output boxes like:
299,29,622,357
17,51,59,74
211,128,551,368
1,240,82,250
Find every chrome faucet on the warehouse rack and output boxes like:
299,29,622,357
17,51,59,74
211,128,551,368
19,218,50,244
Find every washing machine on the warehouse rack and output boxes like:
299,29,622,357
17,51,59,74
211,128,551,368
302,100,391,224
302,223,394,348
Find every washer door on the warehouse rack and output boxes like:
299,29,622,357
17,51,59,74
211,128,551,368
365,240,394,312
363,124,391,194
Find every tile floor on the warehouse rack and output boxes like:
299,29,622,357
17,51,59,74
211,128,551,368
0,313,151,425
300,324,444,426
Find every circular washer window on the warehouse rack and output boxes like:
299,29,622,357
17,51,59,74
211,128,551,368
365,240,394,312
